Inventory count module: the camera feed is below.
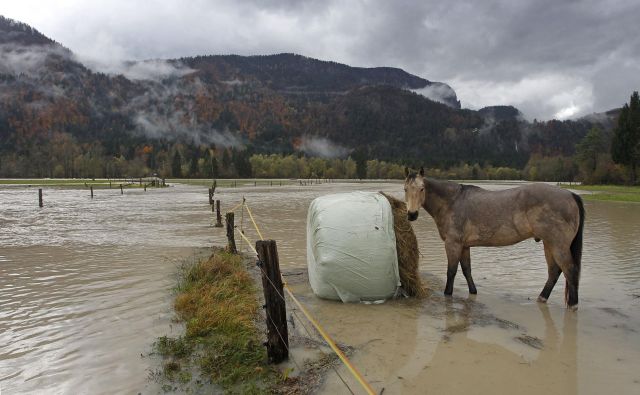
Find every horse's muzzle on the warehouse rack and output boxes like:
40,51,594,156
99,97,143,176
407,211,418,221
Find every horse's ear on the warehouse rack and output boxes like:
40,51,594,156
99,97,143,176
404,166,409,177
419,167,424,176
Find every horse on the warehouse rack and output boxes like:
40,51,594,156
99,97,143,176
404,167,585,309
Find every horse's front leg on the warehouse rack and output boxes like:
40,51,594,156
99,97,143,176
444,242,462,296
460,247,477,294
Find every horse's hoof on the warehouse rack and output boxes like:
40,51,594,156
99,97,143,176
537,296,548,303
444,291,453,297
567,304,578,311
469,289,478,295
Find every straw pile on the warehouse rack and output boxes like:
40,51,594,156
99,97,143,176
381,192,427,298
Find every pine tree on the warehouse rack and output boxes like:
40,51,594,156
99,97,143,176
222,149,231,172
612,91,640,184
189,149,199,177
576,126,606,184
171,150,182,178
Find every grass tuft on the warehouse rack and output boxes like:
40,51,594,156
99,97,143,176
155,250,282,393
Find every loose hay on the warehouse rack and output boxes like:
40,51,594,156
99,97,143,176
381,192,427,298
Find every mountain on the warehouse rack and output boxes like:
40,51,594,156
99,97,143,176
0,16,616,177
182,53,453,100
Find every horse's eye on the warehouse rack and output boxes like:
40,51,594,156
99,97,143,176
420,188,424,192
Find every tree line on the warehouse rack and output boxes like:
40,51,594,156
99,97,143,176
1,92,637,184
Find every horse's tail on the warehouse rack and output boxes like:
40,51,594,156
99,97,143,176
566,193,585,305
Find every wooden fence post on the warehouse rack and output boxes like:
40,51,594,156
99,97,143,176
215,200,223,227
208,188,214,205
256,240,289,363
225,212,237,254
38,189,43,207
90,186,94,199
120,184,123,195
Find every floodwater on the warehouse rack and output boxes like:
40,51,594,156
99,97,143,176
1,181,639,394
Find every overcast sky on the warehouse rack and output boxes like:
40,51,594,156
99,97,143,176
2,0,639,120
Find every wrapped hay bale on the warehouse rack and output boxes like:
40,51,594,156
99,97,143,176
306,191,425,302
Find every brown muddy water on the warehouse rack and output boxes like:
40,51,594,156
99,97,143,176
1,181,639,394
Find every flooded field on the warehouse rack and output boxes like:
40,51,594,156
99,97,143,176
1,181,639,394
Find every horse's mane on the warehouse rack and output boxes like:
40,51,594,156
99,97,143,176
426,178,462,200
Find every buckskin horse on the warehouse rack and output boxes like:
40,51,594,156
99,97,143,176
404,167,585,309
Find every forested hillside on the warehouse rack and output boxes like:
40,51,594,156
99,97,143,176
0,16,618,180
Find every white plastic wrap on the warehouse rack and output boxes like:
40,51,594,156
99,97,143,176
306,192,401,302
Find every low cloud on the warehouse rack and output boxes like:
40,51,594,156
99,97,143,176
412,83,457,107
298,136,349,158
83,58,195,81
133,110,241,146
0,43,68,76
452,74,595,121
127,78,241,146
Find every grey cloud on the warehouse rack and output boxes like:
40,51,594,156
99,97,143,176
412,84,458,107
2,0,639,119
0,43,66,76
83,58,195,81
127,78,241,146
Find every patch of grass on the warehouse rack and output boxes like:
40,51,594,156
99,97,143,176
168,178,294,187
560,184,640,203
155,250,282,394
155,335,193,359
0,178,159,189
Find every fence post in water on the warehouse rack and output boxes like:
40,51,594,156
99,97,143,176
120,184,123,195
225,212,237,254
144,184,147,192
215,200,223,227
90,186,94,199
256,240,289,363
208,188,214,205
38,188,43,207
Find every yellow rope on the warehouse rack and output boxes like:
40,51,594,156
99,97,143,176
243,201,265,240
237,229,258,255
229,200,244,212
283,285,376,395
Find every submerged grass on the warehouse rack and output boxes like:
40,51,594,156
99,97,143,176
560,184,640,202
0,178,153,189
154,250,282,394
168,178,294,187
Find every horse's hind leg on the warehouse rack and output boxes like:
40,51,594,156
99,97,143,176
550,246,579,309
538,242,562,303
460,247,477,294
444,242,462,296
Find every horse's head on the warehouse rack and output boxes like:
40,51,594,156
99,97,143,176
404,166,425,221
